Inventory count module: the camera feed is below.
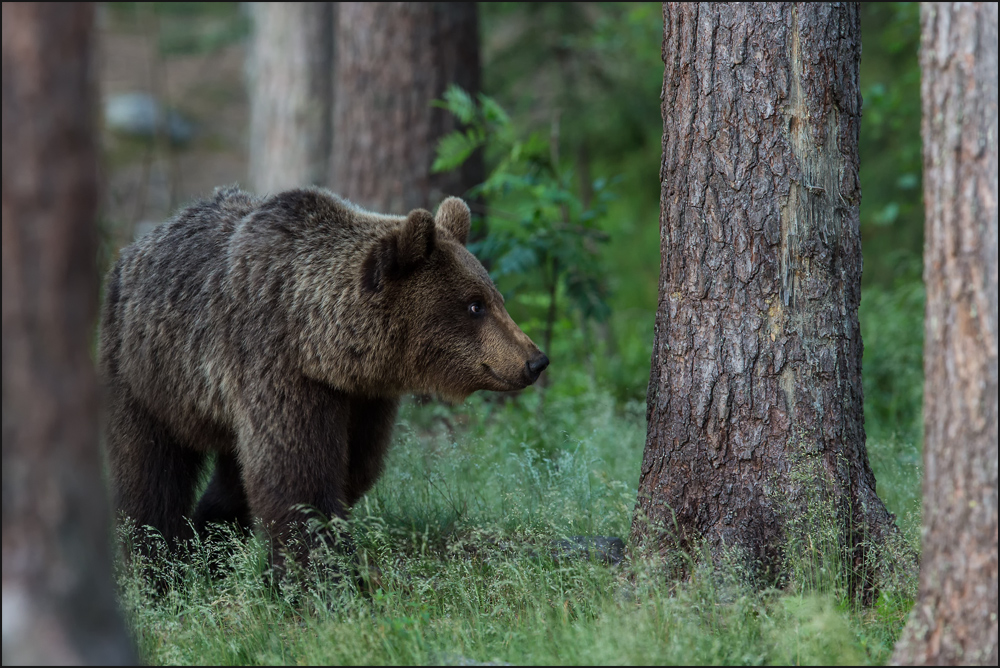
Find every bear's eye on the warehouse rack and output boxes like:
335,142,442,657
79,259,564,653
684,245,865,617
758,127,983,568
468,301,485,317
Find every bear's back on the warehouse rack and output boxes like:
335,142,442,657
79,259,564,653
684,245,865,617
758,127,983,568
99,186,403,441
100,187,263,437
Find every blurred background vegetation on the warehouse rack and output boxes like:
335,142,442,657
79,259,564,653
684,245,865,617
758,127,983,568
97,2,924,444
99,4,926,663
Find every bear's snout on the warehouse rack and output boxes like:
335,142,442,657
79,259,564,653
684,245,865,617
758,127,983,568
524,352,550,384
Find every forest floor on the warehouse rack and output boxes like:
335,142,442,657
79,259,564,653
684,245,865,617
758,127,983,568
117,390,920,666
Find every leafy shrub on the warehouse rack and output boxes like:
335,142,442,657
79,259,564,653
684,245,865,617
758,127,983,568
434,85,615,351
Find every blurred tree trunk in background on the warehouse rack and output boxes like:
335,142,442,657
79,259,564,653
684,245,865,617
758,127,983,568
891,3,998,665
330,2,482,214
632,3,898,601
248,2,335,194
1,3,134,664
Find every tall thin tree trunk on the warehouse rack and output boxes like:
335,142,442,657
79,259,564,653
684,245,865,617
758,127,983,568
891,3,998,665
330,2,482,214
248,2,334,194
632,3,897,600
1,3,135,664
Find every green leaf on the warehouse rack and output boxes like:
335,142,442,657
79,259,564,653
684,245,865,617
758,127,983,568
477,93,511,129
432,128,484,173
435,84,476,125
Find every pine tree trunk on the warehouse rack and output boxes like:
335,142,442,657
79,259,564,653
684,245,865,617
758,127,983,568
330,2,482,214
248,2,334,194
632,3,898,600
890,3,998,665
1,3,135,664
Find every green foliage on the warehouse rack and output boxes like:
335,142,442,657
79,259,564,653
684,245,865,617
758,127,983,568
860,280,925,444
477,3,665,405
434,84,617,377
859,278,925,538
481,3,664,168
859,3,924,287
435,84,615,321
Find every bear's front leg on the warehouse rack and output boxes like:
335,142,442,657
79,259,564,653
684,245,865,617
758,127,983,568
345,396,401,506
237,377,354,580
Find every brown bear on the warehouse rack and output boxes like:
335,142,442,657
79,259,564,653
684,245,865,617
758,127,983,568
98,185,548,573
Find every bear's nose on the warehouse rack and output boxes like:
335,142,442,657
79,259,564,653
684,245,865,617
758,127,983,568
525,352,550,382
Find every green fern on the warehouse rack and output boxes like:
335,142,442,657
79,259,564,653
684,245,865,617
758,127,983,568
431,127,486,174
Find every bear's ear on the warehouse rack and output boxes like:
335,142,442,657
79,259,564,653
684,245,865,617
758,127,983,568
396,208,437,269
435,197,471,246
361,209,436,293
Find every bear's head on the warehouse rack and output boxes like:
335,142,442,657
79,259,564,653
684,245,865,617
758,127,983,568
361,197,549,401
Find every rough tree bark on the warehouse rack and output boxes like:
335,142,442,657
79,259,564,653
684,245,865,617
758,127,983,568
248,2,335,194
632,3,898,599
1,3,135,664
330,2,482,214
891,3,998,665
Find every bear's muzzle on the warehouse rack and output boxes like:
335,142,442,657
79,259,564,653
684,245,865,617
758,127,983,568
524,352,550,384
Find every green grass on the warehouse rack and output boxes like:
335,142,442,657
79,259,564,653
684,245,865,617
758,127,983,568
859,279,925,546
117,353,920,665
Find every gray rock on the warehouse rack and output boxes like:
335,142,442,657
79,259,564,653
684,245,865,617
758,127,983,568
104,92,194,144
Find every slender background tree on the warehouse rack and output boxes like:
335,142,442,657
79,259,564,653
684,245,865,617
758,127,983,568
330,2,482,214
632,2,899,600
891,3,998,665
2,3,134,663
247,2,334,194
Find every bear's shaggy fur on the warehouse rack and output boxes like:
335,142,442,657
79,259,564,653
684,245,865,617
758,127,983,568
99,186,547,569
